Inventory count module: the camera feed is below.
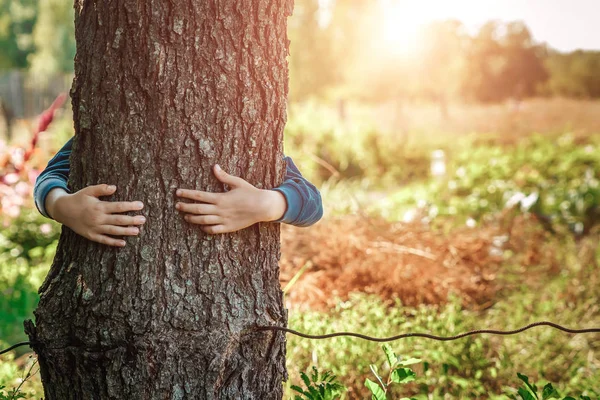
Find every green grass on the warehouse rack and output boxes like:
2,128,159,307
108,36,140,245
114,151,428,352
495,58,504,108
286,288,599,398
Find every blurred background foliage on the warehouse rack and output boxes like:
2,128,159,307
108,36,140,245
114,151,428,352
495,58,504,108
0,0,600,109
0,0,74,75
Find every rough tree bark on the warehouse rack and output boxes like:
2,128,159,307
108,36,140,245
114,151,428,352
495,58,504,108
25,0,293,398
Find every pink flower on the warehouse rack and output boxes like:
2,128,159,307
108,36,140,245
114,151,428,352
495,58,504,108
40,223,53,235
15,182,31,197
9,148,25,169
2,203,20,218
3,173,19,185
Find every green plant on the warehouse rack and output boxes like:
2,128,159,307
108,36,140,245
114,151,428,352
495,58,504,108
291,366,346,400
0,209,58,347
365,344,420,400
0,386,27,400
507,373,597,400
0,356,38,400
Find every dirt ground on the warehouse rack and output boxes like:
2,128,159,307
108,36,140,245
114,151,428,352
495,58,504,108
279,214,555,311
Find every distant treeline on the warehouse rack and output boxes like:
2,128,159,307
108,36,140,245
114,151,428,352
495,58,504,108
289,0,600,103
1,0,599,104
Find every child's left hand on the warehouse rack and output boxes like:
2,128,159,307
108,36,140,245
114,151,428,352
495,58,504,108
175,164,287,234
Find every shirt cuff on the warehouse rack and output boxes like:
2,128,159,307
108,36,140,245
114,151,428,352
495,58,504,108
271,186,302,225
34,178,70,219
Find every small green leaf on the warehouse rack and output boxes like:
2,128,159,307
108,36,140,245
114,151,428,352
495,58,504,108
518,387,537,400
391,367,416,384
301,371,311,388
382,344,397,367
517,373,538,398
311,366,319,383
291,385,311,398
290,385,304,394
369,364,383,382
541,383,560,399
365,378,386,400
398,357,422,367
307,385,320,398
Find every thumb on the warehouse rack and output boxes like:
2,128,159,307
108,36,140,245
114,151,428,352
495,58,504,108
82,184,116,198
214,165,245,187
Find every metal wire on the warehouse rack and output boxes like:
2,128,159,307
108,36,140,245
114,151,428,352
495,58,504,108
2,321,598,356
254,321,600,342
0,341,34,356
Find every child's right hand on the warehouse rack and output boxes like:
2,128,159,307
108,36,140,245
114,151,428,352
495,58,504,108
45,185,146,247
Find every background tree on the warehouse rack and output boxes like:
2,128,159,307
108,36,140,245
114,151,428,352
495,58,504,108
288,0,339,101
497,22,548,101
417,20,468,117
542,50,600,98
0,0,37,69
461,21,548,103
25,1,293,399
28,0,76,78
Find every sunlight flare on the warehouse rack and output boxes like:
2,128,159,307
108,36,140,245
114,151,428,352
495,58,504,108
380,0,428,56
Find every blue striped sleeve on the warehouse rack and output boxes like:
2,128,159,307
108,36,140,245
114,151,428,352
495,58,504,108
33,138,73,218
272,156,323,227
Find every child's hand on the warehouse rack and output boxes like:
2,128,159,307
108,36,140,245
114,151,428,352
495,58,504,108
175,164,287,234
46,185,146,247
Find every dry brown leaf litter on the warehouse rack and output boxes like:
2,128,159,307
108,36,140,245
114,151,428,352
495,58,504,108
279,214,553,311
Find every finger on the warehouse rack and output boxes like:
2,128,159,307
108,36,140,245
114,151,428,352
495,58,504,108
83,184,117,198
103,201,144,214
176,189,219,204
99,225,141,236
184,215,223,225
104,214,147,226
201,225,226,235
175,202,218,215
89,233,126,247
213,164,246,187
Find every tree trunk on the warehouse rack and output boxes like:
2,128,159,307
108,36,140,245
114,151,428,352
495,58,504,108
25,1,293,398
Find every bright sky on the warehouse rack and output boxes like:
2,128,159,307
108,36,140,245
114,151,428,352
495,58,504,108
381,0,600,52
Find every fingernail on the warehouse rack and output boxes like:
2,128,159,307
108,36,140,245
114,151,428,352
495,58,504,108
176,189,182,196
175,203,181,209
132,228,139,234
215,164,222,172
119,241,126,247
136,202,144,209
108,185,116,191
136,216,146,223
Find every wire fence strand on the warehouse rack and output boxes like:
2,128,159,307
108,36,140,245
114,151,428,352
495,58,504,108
2,321,599,356
254,321,600,342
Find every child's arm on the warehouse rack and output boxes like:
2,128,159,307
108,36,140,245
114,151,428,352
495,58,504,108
34,138,146,247
175,156,323,234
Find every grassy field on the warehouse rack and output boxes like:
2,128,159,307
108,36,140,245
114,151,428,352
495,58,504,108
1,98,600,398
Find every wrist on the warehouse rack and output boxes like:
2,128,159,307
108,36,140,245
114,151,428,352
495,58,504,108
259,189,287,222
45,188,71,223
